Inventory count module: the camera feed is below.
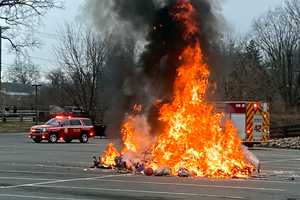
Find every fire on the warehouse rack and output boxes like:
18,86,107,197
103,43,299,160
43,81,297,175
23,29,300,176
100,0,254,178
121,114,152,154
148,42,252,177
100,143,120,168
171,0,198,39
121,105,155,157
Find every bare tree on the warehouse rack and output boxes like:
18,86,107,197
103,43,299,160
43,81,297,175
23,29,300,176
0,0,62,51
55,23,109,118
6,54,40,84
210,33,248,100
252,5,300,107
224,39,275,101
286,0,300,25
40,69,67,106
47,69,66,87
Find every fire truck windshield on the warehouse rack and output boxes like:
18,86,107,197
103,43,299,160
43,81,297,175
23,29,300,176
45,118,63,126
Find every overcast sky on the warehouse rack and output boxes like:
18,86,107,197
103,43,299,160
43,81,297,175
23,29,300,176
2,0,285,80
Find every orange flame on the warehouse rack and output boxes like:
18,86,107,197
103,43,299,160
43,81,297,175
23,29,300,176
121,108,154,155
147,0,253,178
100,143,120,168
148,42,252,177
100,0,254,177
171,0,198,39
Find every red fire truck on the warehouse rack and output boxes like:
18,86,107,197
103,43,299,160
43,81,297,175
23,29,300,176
215,101,270,146
29,116,95,143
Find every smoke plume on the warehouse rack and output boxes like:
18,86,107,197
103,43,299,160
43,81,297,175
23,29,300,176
84,0,224,136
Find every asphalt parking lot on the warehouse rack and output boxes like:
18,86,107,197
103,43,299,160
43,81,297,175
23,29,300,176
0,133,299,200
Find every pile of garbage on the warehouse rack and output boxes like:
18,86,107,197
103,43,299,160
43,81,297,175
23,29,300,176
261,137,300,149
89,145,260,178
91,155,181,177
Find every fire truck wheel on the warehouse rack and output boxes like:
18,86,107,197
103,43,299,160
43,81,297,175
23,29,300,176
64,138,72,143
49,133,58,143
33,138,42,143
80,133,88,143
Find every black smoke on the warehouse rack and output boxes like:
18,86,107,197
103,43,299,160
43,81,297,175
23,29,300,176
84,0,224,136
141,0,221,98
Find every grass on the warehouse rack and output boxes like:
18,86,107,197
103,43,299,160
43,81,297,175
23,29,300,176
0,121,35,133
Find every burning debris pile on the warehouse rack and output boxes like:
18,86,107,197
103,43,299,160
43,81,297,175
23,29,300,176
98,0,257,178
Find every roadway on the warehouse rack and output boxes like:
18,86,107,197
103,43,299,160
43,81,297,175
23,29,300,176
0,133,299,200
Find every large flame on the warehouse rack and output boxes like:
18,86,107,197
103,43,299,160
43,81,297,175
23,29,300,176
121,110,153,155
100,0,254,177
100,143,120,168
149,42,252,177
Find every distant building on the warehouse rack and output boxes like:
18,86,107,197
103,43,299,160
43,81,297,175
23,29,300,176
0,82,34,109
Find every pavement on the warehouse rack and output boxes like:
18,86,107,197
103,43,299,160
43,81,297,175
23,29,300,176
0,133,299,200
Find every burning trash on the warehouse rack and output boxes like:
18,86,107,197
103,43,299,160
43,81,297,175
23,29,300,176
99,143,120,168
98,0,258,178
154,167,171,176
178,168,192,177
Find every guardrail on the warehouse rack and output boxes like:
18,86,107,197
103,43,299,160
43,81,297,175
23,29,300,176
3,113,35,117
270,124,300,138
1,113,35,122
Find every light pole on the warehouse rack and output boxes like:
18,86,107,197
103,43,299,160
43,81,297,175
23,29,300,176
32,84,42,124
0,26,10,122
0,26,10,94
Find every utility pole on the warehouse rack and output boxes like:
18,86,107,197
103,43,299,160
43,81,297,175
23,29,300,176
32,84,42,125
0,26,10,122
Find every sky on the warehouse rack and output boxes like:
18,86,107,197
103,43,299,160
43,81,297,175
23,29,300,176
222,0,284,33
1,0,285,81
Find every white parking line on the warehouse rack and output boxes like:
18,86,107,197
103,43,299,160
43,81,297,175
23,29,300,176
0,194,91,200
262,166,300,170
253,148,299,152
0,133,27,136
232,178,300,185
26,185,246,199
0,151,20,154
261,158,300,164
0,177,59,181
3,174,131,189
0,163,83,169
97,179,285,192
0,169,86,175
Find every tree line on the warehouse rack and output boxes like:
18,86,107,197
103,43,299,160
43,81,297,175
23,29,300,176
219,0,300,114
3,0,300,123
